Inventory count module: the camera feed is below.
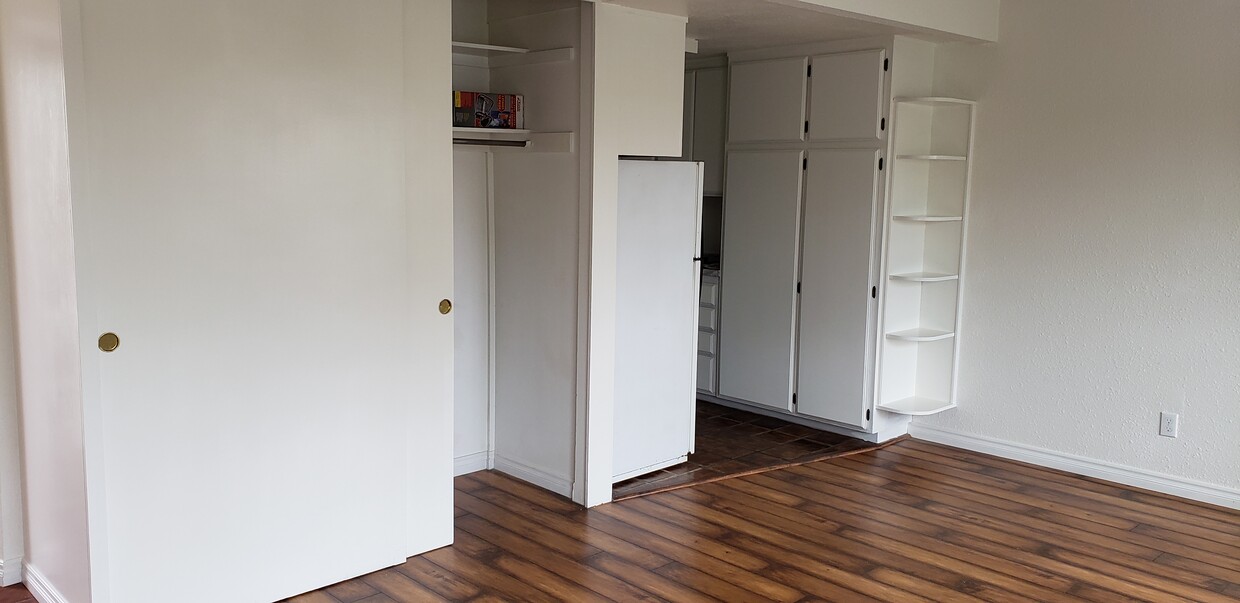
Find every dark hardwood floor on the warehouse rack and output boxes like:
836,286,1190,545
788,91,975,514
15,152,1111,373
612,401,881,500
292,439,1240,602
0,584,32,603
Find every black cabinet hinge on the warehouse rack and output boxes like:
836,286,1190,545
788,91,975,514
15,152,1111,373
883,58,889,71
807,65,812,77
880,117,886,131
878,157,884,171
797,282,802,294
802,157,808,170
804,120,810,134
866,409,872,421
871,286,877,299
793,393,798,406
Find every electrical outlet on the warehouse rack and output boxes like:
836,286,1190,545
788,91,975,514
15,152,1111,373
1159,412,1179,438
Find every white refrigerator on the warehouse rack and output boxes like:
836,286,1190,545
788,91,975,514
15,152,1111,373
613,159,704,482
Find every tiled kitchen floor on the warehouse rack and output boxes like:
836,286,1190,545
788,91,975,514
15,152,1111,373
612,400,883,500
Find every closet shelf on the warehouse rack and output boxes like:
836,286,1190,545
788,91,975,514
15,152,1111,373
892,214,963,223
889,272,959,283
877,396,957,416
452,130,576,154
896,154,967,161
451,41,529,56
885,328,955,342
893,96,976,107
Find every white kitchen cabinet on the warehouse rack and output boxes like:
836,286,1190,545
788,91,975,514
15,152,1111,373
796,149,883,428
711,40,971,441
727,57,808,143
717,150,804,410
808,49,888,142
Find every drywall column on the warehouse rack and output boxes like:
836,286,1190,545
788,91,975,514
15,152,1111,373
0,170,25,587
0,0,92,601
578,3,686,506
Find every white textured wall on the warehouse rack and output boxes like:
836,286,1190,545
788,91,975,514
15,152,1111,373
489,6,582,495
0,146,25,588
916,0,1240,492
0,0,92,600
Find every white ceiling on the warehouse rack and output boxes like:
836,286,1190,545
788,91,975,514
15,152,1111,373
685,0,910,55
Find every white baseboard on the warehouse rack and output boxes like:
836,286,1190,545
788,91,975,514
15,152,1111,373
909,424,1240,510
493,455,572,498
0,556,22,587
23,563,68,603
454,451,491,476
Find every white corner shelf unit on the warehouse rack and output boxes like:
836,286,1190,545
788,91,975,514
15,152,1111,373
877,96,975,417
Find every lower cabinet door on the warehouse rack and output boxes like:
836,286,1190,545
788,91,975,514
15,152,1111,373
795,149,881,428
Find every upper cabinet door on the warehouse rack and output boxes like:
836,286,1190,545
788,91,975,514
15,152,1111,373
728,57,808,144
808,49,887,142
691,67,728,195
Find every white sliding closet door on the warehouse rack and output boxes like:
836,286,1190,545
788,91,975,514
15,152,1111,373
718,150,804,410
68,2,449,601
796,149,882,428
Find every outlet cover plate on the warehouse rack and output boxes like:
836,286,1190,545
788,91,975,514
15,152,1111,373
1159,412,1179,438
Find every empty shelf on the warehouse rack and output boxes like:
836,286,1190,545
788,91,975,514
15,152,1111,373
453,127,532,136
877,396,957,416
897,154,967,161
886,328,955,342
894,96,976,107
890,272,959,283
893,215,963,223
451,41,529,56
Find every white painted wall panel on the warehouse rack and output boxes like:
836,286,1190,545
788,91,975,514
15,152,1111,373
488,6,581,496
453,150,491,470
0,1,90,600
917,0,1240,491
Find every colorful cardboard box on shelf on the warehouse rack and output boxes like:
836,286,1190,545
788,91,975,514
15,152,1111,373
453,91,525,129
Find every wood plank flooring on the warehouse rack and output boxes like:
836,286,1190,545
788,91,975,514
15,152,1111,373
292,439,1240,602
0,584,33,603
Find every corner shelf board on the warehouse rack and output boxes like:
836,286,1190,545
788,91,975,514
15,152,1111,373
451,41,529,56
885,328,955,342
896,154,967,161
892,214,963,223
877,396,957,416
889,272,959,283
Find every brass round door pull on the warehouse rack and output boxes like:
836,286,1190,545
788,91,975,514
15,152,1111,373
99,332,120,352
439,299,453,315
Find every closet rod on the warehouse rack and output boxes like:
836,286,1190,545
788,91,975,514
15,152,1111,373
452,138,529,148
